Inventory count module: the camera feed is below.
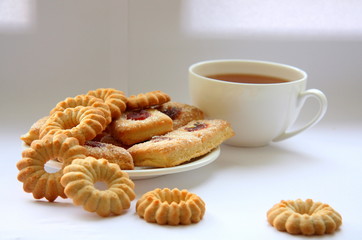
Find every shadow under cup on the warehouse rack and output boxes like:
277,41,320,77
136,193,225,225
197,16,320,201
188,59,327,147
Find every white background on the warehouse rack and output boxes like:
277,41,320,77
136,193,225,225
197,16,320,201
1,0,361,239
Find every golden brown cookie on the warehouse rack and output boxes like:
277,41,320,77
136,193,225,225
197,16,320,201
128,119,234,168
39,106,107,145
157,102,204,129
128,134,203,168
172,119,235,151
50,94,112,125
109,109,173,146
87,88,127,119
20,116,49,146
126,90,170,110
267,199,342,235
16,134,86,202
60,157,136,217
136,188,206,225
84,141,134,170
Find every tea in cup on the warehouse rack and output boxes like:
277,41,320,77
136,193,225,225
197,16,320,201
189,59,327,147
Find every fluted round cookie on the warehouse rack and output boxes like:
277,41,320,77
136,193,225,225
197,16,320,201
267,199,342,235
136,188,206,225
127,90,170,110
87,88,127,119
61,157,136,217
16,134,86,202
40,106,107,145
50,94,112,125
20,116,49,146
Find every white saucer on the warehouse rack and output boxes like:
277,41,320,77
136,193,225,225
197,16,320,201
125,147,220,180
45,147,220,180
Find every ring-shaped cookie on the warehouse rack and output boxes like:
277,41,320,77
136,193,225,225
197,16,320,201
50,94,112,125
87,88,127,119
40,106,107,145
16,134,86,202
267,199,342,235
136,188,206,225
127,90,171,110
60,157,136,217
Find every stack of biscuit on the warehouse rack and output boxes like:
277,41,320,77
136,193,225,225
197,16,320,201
17,88,234,216
20,88,235,169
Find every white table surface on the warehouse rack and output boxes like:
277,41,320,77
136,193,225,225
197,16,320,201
1,120,361,240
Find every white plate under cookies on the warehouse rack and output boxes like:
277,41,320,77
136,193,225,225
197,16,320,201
44,147,220,180
124,147,220,180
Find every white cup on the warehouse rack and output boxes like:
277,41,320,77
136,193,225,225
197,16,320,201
189,59,328,147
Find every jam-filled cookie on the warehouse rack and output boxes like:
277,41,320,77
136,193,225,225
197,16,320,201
128,119,234,168
109,109,173,146
127,134,203,168
173,119,235,151
157,102,204,129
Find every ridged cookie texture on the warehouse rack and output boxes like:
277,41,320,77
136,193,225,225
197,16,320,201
50,94,112,125
40,106,107,145
61,157,135,217
126,90,170,110
136,188,205,225
87,88,127,119
267,199,342,235
17,134,86,202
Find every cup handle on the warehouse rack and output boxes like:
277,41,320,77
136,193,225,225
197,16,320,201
273,89,328,142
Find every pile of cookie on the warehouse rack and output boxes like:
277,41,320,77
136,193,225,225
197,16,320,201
17,88,234,220
20,88,235,169
16,88,343,234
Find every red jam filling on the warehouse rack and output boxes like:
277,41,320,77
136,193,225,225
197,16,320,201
126,110,151,121
151,136,172,142
85,141,106,148
185,122,208,132
161,107,181,120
